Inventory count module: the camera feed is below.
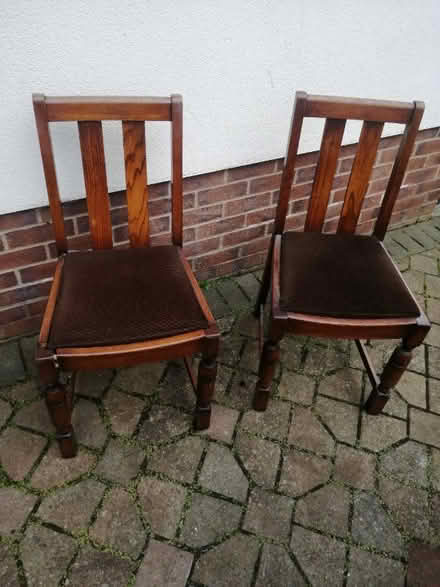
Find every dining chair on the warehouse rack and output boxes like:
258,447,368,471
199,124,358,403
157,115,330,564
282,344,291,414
33,94,219,458
253,91,430,414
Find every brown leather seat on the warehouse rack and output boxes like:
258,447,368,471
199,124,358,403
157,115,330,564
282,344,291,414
279,232,420,319
48,246,209,348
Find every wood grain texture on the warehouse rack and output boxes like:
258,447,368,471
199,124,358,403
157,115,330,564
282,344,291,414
171,94,183,246
39,257,64,346
32,94,67,254
304,118,346,232
122,121,149,247
305,94,413,123
46,96,171,121
338,121,384,234
78,121,113,249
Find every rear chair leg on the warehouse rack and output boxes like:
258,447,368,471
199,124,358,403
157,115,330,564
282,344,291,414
364,320,429,415
194,339,219,430
253,332,282,412
37,348,77,458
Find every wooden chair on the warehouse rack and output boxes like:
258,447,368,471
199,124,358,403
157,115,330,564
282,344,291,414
254,91,430,413
33,94,219,458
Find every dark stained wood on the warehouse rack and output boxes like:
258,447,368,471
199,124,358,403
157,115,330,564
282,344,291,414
374,101,425,240
32,94,67,254
305,118,346,232
178,248,216,325
355,339,380,389
78,121,113,249
171,94,183,246
338,121,384,234
305,94,414,123
46,96,172,121
122,121,149,247
39,257,64,347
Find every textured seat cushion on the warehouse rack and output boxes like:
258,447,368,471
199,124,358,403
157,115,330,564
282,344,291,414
279,232,420,319
48,246,209,348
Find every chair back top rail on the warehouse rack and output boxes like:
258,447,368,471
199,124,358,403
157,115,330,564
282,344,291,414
32,93,182,254
274,91,424,238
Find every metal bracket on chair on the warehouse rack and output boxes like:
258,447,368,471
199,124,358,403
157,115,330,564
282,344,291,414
55,431,73,440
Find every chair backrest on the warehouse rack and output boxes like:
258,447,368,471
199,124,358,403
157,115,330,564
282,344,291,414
274,92,424,239
33,94,183,254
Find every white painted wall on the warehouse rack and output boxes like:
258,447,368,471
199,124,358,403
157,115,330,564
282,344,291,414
1,0,439,215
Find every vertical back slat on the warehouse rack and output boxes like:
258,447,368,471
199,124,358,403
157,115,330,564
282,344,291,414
304,118,346,232
274,91,307,234
171,94,183,247
374,102,425,240
32,94,67,254
122,121,149,247
78,121,113,249
338,121,384,234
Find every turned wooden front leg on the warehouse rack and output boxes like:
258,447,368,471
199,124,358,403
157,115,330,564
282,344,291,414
253,337,281,412
194,338,219,431
37,349,77,458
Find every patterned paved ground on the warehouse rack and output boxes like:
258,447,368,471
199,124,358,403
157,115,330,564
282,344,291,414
1,218,440,586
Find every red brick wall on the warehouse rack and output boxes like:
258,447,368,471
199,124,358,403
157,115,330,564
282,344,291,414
1,127,439,340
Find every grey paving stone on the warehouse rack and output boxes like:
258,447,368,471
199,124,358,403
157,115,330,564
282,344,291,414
69,546,134,586
396,371,427,408
31,444,96,490
429,346,440,378
392,231,424,253
426,323,440,348
136,539,193,587
0,379,39,404
159,360,198,410
113,362,165,396
216,314,236,335
410,407,440,447
280,337,304,371
379,441,429,487
235,272,260,300
383,390,408,419
430,378,440,413
426,274,440,299
0,542,20,587
427,298,440,323
315,396,358,445
402,269,425,294
290,525,346,587
304,344,346,376
96,438,144,484
379,476,431,540
75,369,113,398
360,413,407,452
295,484,350,537
255,543,306,587
334,445,376,490
20,335,38,379
218,334,243,367
0,341,25,386
181,492,241,548
103,388,145,436
14,398,53,434
407,543,440,587
192,533,259,587
279,449,331,497
411,253,438,275
351,491,404,556
137,476,186,539
240,338,265,373
90,487,145,557
243,487,293,541
235,430,280,488
239,399,289,441
347,547,405,587
204,287,230,318
148,436,205,484
278,371,315,405
72,399,107,449
408,343,426,375
350,341,385,371
21,524,76,587
0,427,46,481
318,368,363,404
233,312,259,337
288,405,334,455
197,403,239,444
199,442,248,502
139,405,191,444
0,487,37,536
38,479,105,533
217,279,249,309
432,449,440,491
0,397,11,427
431,492,440,536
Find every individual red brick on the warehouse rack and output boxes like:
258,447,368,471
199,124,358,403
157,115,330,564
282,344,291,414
291,182,313,200
194,247,239,271
323,218,338,233
0,209,37,232
0,272,17,290
426,189,440,202
415,139,440,155
109,191,128,208
362,193,383,210
416,177,440,195
66,233,92,250
240,236,271,256
371,164,392,180
379,147,398,164
0,315,41,339
426,153,440,167
356,219,375,235
227,160,275,181
285,212,306,231
394,193,425,213
111,207,129,226
149,182,170,200
0,246,47,271
295,166,316,184
331,173,350,190
296,151,320,167
151,216,170,235
63,198,88,217
338,157,354,174
150,233,172,246
20,261,57,283
359,206,380,224
379,134,402,149
0,306,26,326
325,202,343,221
183,228,195,243
367,177,389,196
290,198,308,214
339,142,360,157
76,215,89,234
405,167,437,185
407,157,426,171
149,198,171,217
6,220,74,249
198,182,247,206
223,225,266,248
183,237,220,258
246,206,277,226
224,193,271,217
331,189,346,203
416,128,439,141
183,171,225,192
0,282,51,308
184,204,223,227
27,299,48,316
249,174,281,194
183,193,195,209
197,216,245,239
